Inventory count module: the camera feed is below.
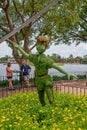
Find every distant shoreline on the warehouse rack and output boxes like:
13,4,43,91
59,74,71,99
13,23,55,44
0,62,17,65
0,62,86,64
0,63,87,77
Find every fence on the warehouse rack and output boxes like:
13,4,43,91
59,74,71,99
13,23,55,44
53,80,87,95
0,85,37,98
0,72,35,81
0,73,87,98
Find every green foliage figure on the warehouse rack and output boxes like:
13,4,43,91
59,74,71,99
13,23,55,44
14,36,77,106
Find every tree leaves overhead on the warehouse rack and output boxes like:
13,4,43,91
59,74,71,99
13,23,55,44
0,0,87,63
0,0,86,44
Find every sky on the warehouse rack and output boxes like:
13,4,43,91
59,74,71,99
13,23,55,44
0,41,87,58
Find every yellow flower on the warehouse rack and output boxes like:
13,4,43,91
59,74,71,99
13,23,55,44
1,116,6,122
43,125,46,129
71,121,75,125
0,124,2,127
11,111,13,114
64,117,68,122
32,126,36,129
6,118,9,121
82,117,85,122
78,128,82,130
2,116,6,119
68,128,71,130
73,128,76,130
14,122,17,125
17,123,20,126
9,124,12,127
1,128,4,130
52,109,55,112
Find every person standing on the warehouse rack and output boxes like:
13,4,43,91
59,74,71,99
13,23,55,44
20,59,31,87
6,62,15,90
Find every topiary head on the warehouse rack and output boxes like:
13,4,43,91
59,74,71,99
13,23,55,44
37,35,50,48
36,36,50,54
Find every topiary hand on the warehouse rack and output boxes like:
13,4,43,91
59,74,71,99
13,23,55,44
66,73,78,80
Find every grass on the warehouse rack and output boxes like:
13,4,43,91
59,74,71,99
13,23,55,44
0,92,87,130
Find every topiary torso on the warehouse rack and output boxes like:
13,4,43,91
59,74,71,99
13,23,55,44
29,53,54,90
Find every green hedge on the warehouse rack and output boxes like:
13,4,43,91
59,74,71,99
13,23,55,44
0,79,19,87
53,74,86,81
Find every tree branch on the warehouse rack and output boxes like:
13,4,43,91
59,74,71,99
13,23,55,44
1,4,19,49
22,0,26,12
80,16,87,23
70,31,87,41
5,0,10,9
79,23,87,32
6,38,22,65
0,25,9,33
24,25,32,52
29,43,37,51
30,0,36,16
0,2,3,8
6,39,14,44
5,10,14,30
13,0,25,23
23,0,36,52
2,1,20,47
0,0,9,9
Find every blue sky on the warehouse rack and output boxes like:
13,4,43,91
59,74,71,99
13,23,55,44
0,42,87,58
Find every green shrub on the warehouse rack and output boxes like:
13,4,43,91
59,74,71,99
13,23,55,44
0,79,19,87
53,74,86,81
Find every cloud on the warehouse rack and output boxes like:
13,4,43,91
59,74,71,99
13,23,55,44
44,43,87,57
0,42,12,57
0,42,87,58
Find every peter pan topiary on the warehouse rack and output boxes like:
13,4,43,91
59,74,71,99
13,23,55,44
14,36,77,106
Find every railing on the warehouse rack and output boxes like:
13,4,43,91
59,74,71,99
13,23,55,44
0,85,37,98
53,80,87,95
0,73,87,98
0,72,35,81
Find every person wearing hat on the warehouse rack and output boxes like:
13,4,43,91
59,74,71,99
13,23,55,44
13,36,77,106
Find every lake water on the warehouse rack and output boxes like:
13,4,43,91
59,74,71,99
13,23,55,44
0,63,87,77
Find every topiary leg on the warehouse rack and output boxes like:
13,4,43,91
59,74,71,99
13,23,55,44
37,89,46,106
45,87,54,105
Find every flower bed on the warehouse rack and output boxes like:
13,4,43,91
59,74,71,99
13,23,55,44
0,92,87,130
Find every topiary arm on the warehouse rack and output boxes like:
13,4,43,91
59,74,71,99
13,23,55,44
52,63,78,80
13,43,29,58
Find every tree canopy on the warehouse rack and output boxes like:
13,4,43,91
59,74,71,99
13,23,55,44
0,0,87,64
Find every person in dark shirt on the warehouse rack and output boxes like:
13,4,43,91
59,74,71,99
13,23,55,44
20,59,31,87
